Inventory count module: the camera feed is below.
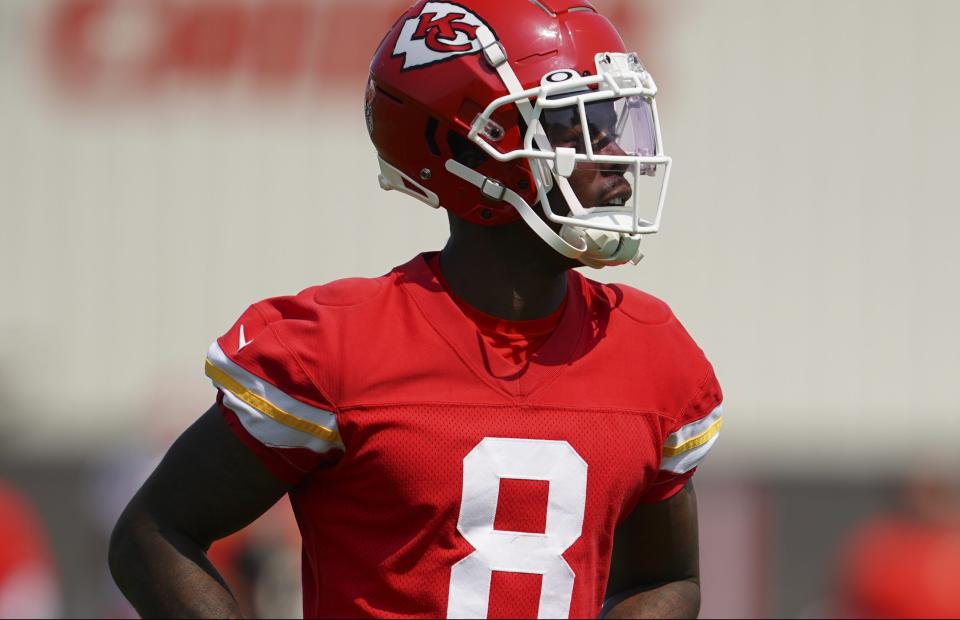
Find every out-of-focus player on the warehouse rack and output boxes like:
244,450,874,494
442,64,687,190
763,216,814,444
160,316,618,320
0,480,59,619
109,1,723,617
833,476,960,619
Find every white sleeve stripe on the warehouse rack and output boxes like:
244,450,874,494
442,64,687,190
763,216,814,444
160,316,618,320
207,342,337,429
221,389,343,453
663,404,723,450
660,432,720,474
206,341,344,453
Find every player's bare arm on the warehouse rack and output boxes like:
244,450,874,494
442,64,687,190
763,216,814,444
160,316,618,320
108,405,289,619
602,482,701,619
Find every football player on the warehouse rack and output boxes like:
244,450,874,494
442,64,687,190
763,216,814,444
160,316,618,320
109,1,723,618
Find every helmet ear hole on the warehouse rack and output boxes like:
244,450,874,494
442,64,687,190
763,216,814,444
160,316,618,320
447,131,489,170
424,118,441,157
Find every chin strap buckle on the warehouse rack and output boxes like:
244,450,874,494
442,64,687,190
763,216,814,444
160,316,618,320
478,27,508,69
481,178,507,201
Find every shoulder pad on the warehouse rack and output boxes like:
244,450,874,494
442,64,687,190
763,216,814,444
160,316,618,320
600,282,674,326
308,277,387,308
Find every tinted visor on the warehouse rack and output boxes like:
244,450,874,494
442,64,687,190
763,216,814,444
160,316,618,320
541,96,657,167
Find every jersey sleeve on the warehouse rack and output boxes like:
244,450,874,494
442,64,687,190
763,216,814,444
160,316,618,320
639,370,724,504
204,298,344,485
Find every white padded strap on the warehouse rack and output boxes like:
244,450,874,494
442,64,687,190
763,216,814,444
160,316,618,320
477,26,534,125
445,159,586,259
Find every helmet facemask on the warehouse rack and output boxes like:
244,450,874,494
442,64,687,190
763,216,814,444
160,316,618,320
452,38,673,268
536,89,668,268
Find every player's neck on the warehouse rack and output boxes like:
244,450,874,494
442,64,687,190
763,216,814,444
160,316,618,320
439,218,571,321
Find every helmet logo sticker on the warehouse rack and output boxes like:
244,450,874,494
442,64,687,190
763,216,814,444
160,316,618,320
392,2,493,70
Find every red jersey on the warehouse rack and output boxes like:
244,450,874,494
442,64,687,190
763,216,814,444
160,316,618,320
205,254,723,619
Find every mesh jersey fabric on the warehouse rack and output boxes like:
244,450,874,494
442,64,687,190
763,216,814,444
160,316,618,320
206,253,723,619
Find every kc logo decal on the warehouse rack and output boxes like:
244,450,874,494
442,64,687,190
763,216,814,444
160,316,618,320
392,2,493,70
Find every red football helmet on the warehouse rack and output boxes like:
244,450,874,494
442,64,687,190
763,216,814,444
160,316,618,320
367,0,672,268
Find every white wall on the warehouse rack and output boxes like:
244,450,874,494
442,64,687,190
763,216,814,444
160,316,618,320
639,0,960,473
1,1,958,473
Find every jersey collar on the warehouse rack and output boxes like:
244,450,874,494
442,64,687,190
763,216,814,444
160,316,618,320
396,253,591,399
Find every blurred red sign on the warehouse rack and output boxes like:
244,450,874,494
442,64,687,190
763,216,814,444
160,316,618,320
47,0,408,96
46,0,648,98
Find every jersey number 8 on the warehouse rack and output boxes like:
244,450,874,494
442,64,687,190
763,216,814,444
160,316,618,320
447,438,588,619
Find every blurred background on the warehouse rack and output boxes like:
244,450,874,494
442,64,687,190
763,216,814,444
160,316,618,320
1,0,959,617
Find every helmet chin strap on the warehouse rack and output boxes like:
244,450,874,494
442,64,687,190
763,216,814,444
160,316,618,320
560,221,645,268
445,159,584,260
445,159,642,267
577,234,644,268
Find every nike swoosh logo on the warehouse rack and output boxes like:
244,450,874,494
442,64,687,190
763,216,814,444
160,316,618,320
238,325,253,351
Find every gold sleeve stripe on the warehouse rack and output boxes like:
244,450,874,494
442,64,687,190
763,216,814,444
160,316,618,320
662,417,723,458
205,360,340,443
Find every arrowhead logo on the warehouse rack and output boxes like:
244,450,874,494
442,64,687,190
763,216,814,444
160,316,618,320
392,2,493,70
238,325,253,351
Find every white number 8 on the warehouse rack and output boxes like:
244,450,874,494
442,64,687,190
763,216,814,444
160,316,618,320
447,438,588,619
